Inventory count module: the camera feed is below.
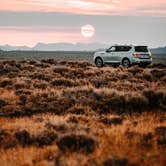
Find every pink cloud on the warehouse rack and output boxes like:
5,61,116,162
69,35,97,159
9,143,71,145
0,0,166,16
0,26,87,46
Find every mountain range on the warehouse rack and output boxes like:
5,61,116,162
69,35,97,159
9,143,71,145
0,43,166,54
0,43,108,52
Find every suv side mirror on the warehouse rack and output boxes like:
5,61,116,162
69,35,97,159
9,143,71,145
106,49,110,53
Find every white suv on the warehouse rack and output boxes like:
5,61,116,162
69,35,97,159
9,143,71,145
93,45,152,67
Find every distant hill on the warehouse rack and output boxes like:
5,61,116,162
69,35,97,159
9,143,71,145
0,42,108,51
150,47,166,54
0,43,166,53
0,44,31,51
33,42,108,51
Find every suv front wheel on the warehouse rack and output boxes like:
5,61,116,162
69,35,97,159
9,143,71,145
95,58,103,67
122,58,130,67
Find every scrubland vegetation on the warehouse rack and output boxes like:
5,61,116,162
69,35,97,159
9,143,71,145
0,59,165,166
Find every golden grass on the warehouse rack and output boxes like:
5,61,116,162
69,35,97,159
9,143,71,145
0,60,165,166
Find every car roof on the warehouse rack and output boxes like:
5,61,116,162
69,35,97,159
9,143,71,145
112,45,148,47
112,45,133,47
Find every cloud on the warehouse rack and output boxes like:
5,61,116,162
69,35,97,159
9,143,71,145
0,0,165,16
0,26,80,33
136,4,166,16
0,27,83,46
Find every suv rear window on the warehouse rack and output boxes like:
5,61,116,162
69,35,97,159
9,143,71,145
135,46,148,52
116,46,131,52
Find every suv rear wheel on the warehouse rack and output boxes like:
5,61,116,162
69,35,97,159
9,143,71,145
122,58,130,67
95,58,103,67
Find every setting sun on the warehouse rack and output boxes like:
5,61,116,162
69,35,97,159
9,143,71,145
81,24,95,38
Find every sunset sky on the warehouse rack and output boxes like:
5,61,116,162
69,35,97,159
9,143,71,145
0,0,166,47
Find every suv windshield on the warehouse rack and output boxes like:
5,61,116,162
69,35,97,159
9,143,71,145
135,46,148,52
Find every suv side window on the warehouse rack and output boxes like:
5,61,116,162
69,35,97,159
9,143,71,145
116,46,132,52
135,46,148,52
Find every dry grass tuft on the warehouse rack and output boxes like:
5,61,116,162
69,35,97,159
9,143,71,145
56,134,96,154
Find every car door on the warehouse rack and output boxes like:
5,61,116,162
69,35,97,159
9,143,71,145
113,46,129,63
113,46,121,63
104,46,117,63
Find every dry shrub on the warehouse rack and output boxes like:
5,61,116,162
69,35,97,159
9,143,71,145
58,61,67,65
67,116,79,124
161,75,166,82
15,130,33,147
100,116,123,125
35,130,57,147
125,131,142,140
119,72,129,80
26,94,75,116
35,62,50,68
92,79,109,88
0,129,17,149
126,95,149,112
128,66,143,75
0,78,13,87
155,126,166,146
33,82,48,89
29,60,37,65
51,78,77,87
103,157,128,166
151,69,166,79
155,126,166,136
67,106,86,115
142,132,153,142
139,132,153,148
20,64,35,71
68,68,85,79
0,99,7,108
142,71,153,81
143,90,166,109
0,107,39,118
0,128,57,148
0,109,23,118
49,98,75,115
19,95,27,105
46,123,68,132
30,73,52,82
101,94,126,114
15,89,32,96
149,63,166,69
67,61,92,69
7,72,19,78
0,64,19,75
53,66,70,75
64,88,157,114
57,134,96,154
14,82,30,90
41,59,57,65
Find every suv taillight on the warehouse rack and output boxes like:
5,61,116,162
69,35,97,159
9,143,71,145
133,53,140,57
149,53,152,58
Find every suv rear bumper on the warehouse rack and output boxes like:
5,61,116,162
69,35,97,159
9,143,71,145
132,58,152,65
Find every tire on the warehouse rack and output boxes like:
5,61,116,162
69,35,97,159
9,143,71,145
122,58,130,67
95,58,103,67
